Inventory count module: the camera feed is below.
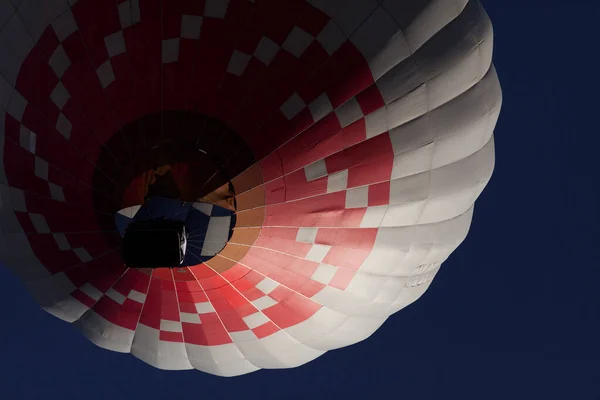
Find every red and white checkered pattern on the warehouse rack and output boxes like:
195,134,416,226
0,0,500,376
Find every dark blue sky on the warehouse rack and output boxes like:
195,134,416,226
2,1,599,399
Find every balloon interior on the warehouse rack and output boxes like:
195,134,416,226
0,0,501,376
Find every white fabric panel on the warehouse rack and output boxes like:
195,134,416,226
305,244,331,263
359,207,473,275
253,36,279,65
365,107,389,139
106,288,126,305
73,247,93,263
377,1,492,106
104,31,126,57
181,15,203,39
419,137,494,224
186,343,259,377
391,142,435,180
48,45,70,78
0,39,21,85
0,73,13,110
25,272,76,307
315,19,345,55
282,26,313,58
0,186,25,234
119,0,141,29
304,159,327,182
76,311,135,353
128,289,146,303
242,312,269,329
252,296,277,310
326,169,348,193
310,0,379,37
192,201,213,215
230,330,257,343
311,286,392,319
117,205,141,218
201,216,231,255
345,186,369,208
335,98,364,127
309,93,333,122
227,50,251,76
296,227,318,243
1,13,34,68
0,1,14,31
45,294,89,322
194,301,214,314
311,263,338,284
18,0,50,45
359,205,388,228
388,65,500,163
51,9,77,42
388,279,434,312
3,233,49,280
204,0,229,19
280,93,306,120
345,272,407,302
50,82,69,110
56,113,72,139
97,60,115,88
235,330,324,369
162,38,180,64
304,315,387,350
180,312,201,324
42,0,71,21
284,306,348,347
6,89,26,121
255,277,278,294
350,6,409,81
80,283,103,301
160,319,183,333
52,233,70,250
403,0,470,52
130,323,193,370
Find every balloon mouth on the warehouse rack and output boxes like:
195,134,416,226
115,196,237,269
87,110,254,269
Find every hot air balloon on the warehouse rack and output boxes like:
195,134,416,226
0,0,501,376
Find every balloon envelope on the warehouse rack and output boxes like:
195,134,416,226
0,0,501,376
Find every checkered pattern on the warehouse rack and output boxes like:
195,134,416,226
0,0,500,376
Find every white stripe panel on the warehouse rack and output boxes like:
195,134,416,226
128,289,146,303
195,302,215,314
234,330,324,369
180,312,201,324
160,319,183,333
252,296,277,310
185,342,259,377
201,216,231,255
80,283,103,301
255,278,278,294
305,244,331,263
243,312,269,329
76,311,135,353
296,227,318,243
131,324,193,370
105,288,126,305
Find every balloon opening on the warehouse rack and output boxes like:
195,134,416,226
116,196,236,268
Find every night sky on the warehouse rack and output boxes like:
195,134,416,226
2,1,599,399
